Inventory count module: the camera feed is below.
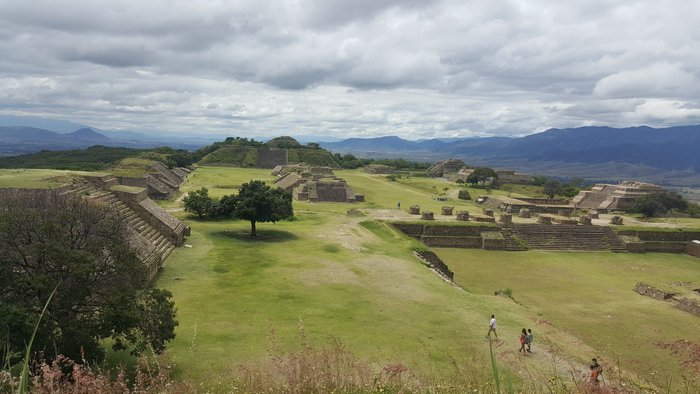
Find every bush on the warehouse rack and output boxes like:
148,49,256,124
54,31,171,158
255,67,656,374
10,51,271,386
458,190,471,200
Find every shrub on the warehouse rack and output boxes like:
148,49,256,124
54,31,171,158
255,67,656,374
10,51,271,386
458,190,472,200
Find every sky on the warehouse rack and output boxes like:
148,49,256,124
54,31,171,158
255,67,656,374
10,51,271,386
1,0,700,140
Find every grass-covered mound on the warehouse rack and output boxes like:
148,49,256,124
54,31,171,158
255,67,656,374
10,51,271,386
197,136,340,167
198,146,258,167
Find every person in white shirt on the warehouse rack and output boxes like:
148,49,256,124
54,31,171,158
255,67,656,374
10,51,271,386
486,314,498,339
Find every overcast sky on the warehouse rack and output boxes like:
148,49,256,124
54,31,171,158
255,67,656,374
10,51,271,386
1,0,699,139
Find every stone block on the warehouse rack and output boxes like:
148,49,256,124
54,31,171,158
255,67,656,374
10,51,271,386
456,211,470,221
537,215,552,224
518,208,531,218
498,214,512,224
409,205,420,215
634,282,675,300
483,209,494,217
441,206,454,215
578,216,592,225
421,211,435,220
610,215,624,225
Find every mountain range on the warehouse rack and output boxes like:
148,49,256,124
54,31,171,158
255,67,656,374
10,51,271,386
2,121,700,186
0,125,207,156
320,125,700,186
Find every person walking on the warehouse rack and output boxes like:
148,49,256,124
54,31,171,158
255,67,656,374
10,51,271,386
526,328,533,352
589,358,602,385
518,328,528,354
486,314,498,339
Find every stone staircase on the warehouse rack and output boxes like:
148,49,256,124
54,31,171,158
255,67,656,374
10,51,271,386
508,224,627,252
500,229,529,251
63,182,177,280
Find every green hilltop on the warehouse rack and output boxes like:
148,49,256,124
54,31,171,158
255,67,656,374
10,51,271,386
197,136,340,167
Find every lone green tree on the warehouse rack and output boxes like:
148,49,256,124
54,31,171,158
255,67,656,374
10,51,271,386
183,187,215,218
0,191,177,364
223,180,294,236
466,167,498,185
543,180,562,198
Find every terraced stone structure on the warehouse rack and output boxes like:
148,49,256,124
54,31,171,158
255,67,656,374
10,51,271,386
1,178,189,282
482,195,574,215
572,181,664,212
272,165,364,203
426,158,465,177
118,161,191,199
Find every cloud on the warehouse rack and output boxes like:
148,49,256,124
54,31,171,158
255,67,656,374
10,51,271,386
594,63,699,98
1,0,700,139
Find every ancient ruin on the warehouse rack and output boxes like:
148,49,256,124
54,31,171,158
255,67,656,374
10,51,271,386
480,195,574,215
118,161,191,199
572,181,664,212
0,177,190,282
426,159,466,177
364,164,396,174
272,165,364,203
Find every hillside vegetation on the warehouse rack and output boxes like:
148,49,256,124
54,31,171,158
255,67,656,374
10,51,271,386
197,136,340,167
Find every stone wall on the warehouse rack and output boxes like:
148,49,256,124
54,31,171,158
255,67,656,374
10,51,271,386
634,282,675,300
422,224,492,236
415,250,454,280
421,236,483,248
518,198,569,205
688,241,700,258
256,148,288,168
639,241,688,253
481,232,506,250
110,186,148,203
617,230,700,242
391,223,424,237
676,298,700,316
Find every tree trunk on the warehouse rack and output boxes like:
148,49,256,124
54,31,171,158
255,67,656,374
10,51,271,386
250,220,257,236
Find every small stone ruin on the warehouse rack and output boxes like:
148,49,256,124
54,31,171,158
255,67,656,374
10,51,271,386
538,215,552,224
421,211,434,220
409,205,420,215
610,215,624,225
579,216,592,225
483,209,494,217
676,298,700,316
498,214,512,224
634,282,675,300
456,211,470,221
441,206,454,215
518,208,531,218
589,210,599,219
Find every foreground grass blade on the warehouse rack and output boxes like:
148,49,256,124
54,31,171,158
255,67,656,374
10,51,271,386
18,285,58,394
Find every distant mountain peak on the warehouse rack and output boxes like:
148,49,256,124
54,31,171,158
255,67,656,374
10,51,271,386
66,128,109,141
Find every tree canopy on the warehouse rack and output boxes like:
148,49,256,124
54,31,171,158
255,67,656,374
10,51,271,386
183,187,215,218
218,180,294,236
466,167,498,185
633,191,688,217
543,180,562,199
0,191,177,364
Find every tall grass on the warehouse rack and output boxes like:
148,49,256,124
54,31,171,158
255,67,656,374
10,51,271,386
17,285,58,394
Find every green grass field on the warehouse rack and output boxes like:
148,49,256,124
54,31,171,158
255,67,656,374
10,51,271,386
0,168,107,188
436,249,700,388
3,165,698,391
154,166,700,391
